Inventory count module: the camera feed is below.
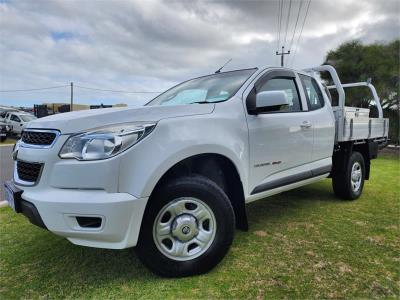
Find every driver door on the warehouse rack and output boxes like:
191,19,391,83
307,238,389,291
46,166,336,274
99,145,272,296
245,70,313,195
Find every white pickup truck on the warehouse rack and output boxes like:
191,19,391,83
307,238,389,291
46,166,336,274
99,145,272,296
5,65,388,277
2,111,37,135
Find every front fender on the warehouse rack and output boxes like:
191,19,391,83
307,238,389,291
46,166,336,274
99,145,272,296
118,112,249,198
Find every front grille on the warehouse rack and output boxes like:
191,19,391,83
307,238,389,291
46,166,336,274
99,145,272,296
21,131,57,146
17,161,43,183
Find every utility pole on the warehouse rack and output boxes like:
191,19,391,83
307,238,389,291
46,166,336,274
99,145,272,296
276,46,290,67
70,82,73,112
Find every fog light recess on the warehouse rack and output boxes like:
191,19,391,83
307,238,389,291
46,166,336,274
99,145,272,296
75,216,102,228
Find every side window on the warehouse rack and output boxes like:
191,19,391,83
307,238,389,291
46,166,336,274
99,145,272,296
10,115,20,122
258,78,302,112
299,74,325,110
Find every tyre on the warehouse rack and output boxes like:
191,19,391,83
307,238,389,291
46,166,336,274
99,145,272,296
332,151,365,200
136,175,235,277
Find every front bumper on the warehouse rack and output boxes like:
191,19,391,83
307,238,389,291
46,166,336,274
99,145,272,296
12,183,148,249
0,128,9,137
11,132,149,249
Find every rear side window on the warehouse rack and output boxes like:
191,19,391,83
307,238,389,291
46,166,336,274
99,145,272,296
299,74,325,110
258,78,302,112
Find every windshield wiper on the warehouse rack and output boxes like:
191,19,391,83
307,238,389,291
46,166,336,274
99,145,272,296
191,101,211,104
190,100,226,104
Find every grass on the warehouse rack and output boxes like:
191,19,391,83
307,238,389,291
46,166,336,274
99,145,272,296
0,154,399,299
0,138,16,145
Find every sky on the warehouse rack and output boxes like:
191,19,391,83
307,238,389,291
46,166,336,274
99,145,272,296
0,0,399,107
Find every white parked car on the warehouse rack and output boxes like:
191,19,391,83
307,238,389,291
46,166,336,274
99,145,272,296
3,111,37,135
5,65,389,277
0,107,19,122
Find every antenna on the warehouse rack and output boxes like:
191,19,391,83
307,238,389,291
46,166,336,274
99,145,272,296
215,58,232,73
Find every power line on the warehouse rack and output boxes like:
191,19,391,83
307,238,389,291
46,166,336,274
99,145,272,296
0,85,69,92
283,0,293,47
288,0,304,51
75,84,161,94
276,0,282,65
290,0,312,67
0,84,161,94
277,0,283,51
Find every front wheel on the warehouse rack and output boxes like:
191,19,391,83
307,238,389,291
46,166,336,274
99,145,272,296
136,175,235,277
332,151,365,200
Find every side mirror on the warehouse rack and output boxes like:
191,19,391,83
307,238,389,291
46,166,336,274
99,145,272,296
255,91,289,113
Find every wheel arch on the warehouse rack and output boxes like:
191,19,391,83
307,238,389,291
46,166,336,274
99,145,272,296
148,152,248,231
333,140,376,180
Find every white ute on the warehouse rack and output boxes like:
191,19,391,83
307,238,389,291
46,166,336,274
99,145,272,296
3,111,37,135
5,66,389,277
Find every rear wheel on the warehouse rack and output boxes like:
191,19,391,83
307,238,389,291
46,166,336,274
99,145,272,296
332,151,365,200
136,175,235,277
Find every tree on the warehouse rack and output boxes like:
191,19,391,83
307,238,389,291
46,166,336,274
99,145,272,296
322,40,399,144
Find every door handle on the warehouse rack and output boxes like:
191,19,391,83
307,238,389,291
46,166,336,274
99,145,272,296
300,121,312,129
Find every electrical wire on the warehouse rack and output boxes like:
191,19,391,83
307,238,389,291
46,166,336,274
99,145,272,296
290,0,312,67
283,0,293,47
277,0,283,51
275,0,282,65
0,85,69,92
75,84,161,94
288,0,304,51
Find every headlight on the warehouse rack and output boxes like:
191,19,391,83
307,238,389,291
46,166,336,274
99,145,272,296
59,122,156,160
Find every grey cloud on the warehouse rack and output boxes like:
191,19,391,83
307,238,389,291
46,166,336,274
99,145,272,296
0,0,399,107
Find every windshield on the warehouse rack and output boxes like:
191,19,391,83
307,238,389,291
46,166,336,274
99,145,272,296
19,114,36,122
146,69,257,106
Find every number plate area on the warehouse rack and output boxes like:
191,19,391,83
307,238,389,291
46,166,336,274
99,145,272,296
4,181,22,212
